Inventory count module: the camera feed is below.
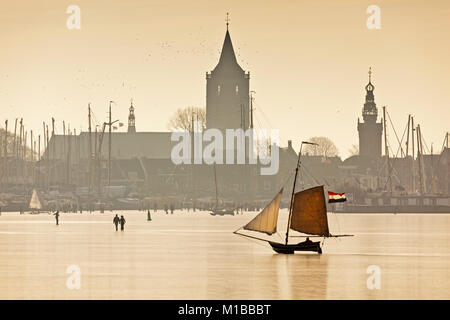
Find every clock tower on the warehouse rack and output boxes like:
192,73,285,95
357,68,383,158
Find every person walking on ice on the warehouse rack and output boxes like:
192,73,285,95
54,211,60,226
120,215,126,231
113,214,120,231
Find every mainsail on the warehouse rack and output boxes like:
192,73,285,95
243,189,283,235
29,189,42,210
289,185,330,236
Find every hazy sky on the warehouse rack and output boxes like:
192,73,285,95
1,0,449,158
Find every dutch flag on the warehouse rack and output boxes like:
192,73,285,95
328,191,347,203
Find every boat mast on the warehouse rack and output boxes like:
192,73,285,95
383,106,392,193
416,124,424,195
411,116,415,193
250,91,255,130
405,115,410,157
51,118,55,186
30,130,33,183
285,142,314,245
406,115,411,192
3,120,8,186
108,102,112,190
213,163,219,209
88,104,92,193
105,101,118,194
38,135,40,187
94,125,98,195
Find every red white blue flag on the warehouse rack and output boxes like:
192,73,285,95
328,191,346,203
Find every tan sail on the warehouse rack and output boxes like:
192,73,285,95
243,189,283,235
289,185,329,236
29,189,42,210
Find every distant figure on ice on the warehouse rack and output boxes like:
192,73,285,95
120,215,126,231
147,210,152,221
54,211,60,225
170,203,174,214
154,202,157,213
113,214,120,231
164,204,168,214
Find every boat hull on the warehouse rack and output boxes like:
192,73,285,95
269,241,322,254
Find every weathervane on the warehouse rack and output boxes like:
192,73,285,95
368,67,372,83
226,12,230,30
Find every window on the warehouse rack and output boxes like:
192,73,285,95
217,85,221,95
235,85,239,94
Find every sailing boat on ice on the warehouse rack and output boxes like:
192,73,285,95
29,189,42,214
210,163,235,216
234,141,353,254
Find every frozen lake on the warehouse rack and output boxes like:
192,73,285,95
0,210,449,299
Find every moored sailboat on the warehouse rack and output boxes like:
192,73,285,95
234,141,353,254
210,163,235,216
29,189,42,214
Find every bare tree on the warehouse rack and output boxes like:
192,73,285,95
348,144,359,156
0,128,35,160
303,136,339,157
167,106,206,132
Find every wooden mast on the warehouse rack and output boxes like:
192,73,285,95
67,127,71,185
63,121,66,165
38,135,40,187
12,119,17,161
191,112,195,199
105,101,118,193
406,115,410,157
88,104,92,193
30,130,33,183
417,125,424,195
383,106,392,193
411,116,415,193
46,124,49,188
51,118,55,185
23,130,27,187
97,123,106,195
213,163,219,209
406,115,411,192
4,120,8,185
94,125,98,195
285,142,310,245
108,102,112,190
19,120,23,177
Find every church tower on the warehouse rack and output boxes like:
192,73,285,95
206,17,250,130
357,68,383,158
128,100,136,133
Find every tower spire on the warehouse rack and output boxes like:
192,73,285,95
128,99,136,133
357,69,383,158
